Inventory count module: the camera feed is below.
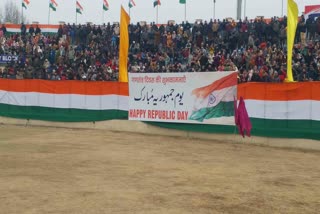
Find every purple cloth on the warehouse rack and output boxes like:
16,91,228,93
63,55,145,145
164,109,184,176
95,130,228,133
235,96,252,138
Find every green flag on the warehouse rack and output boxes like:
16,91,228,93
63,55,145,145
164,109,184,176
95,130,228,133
179,0,186,4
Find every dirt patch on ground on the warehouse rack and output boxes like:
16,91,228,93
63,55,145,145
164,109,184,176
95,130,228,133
0,125,320,214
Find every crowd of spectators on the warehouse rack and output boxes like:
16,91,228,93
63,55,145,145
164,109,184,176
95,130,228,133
0,15,320,82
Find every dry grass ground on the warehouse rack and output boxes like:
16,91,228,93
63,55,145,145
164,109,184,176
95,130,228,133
0,125,320,214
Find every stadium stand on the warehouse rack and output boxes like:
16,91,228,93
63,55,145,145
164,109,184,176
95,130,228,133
0,15,320,82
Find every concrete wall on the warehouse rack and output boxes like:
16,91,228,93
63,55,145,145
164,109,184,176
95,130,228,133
1,116,319,151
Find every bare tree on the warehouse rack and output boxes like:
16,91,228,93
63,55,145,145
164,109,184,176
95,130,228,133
3,1,27,24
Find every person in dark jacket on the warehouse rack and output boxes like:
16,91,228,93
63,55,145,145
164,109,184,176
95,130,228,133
35,25,41,35
1,24,7,35
29,24,35,35
21,23,27,36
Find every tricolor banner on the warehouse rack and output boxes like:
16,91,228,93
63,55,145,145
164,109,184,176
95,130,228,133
4,24,59,34
0,78,319,140
0,80,128,122
237,83,320,139
128,72,237,125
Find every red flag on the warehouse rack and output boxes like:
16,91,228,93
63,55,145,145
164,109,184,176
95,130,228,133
236,96,252,138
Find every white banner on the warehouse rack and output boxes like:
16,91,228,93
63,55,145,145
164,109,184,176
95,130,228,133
129,72,237,125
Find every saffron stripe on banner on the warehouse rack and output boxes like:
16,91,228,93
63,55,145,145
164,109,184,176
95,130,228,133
245,100,320,121
0,91,129,111
192,72,237,99
238,83,320,101
0,80,129,96
5,24,60,29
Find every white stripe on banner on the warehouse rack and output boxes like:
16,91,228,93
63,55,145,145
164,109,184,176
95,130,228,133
0,91,129,111
6,28,58,33
245,100,320,121
193,85,236,111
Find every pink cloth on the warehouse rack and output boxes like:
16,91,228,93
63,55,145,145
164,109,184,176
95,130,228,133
235,96,252,138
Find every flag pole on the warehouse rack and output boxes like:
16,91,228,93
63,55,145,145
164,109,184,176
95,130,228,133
244,0,247,19
48,0,51,25
21,1,23,23
76,0,78,25
184,2,186,22
102,9,104,25
156,5,159,24
102,0,106,24
213,0,216,19
281,0,284,17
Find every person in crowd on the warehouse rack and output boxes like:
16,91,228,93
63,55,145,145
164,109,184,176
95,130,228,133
29,24,35,35
20,23,27,36
1,24,7,36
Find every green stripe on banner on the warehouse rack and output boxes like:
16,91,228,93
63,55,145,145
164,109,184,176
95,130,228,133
189,101,234,122
146,118,320,140
1,103,320,140
0,104,127,122
250,118,320,140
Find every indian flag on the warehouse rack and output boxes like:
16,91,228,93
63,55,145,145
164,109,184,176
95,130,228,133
153,0,160,7
49,0,58,11
238,82,320,139
128,0,136,8
189,72,237,123
0,79,128,122
103,0,109,11
76,1,84,14
22,0,30,9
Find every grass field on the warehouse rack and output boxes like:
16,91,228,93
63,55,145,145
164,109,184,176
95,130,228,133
0,125,320,214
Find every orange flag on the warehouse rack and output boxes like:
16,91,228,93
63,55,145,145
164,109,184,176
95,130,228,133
118,6,130,82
